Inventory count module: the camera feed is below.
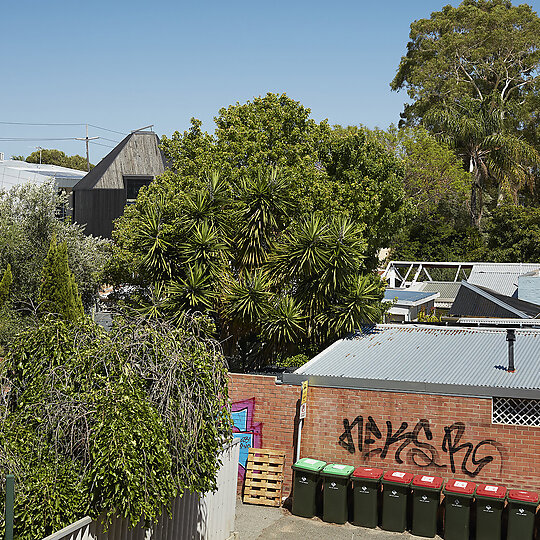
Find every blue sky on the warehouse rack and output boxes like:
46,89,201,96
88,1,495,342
3,0,540,163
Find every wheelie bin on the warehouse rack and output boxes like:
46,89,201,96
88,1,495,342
411,474,443,538
506,489,538,540
381,470,414,532
320,463,355,524
351,467,383,528
475,483,506,540
291,458,326,518
443,479,476,540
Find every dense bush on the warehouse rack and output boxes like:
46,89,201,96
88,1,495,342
0,315,231,539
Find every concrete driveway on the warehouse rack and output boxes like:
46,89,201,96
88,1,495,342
235,499,443,539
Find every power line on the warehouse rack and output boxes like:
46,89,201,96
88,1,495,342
87,124,127,136
0,121,128,136
89,141,115,148
0,121,85,126
0,137,81,141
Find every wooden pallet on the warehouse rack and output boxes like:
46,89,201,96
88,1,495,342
243,448,286,507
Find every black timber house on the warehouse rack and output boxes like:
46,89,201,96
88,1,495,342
72,131,165,238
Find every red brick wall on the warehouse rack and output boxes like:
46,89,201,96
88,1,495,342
229,374,540,496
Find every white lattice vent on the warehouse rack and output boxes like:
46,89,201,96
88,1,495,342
493,397,540,427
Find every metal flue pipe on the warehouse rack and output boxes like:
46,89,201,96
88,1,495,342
506,329,516,372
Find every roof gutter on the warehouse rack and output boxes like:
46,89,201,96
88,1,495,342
280,373,538,399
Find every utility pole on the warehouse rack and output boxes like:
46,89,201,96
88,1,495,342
76,125,99,172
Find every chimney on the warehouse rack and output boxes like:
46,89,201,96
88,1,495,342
506,329,516,372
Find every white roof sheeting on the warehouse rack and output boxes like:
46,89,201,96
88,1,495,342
468,263,540,297
0,159,86,190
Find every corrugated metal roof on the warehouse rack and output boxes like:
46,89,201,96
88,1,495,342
290,324,540,397
468,263,540,297
416,281,461,302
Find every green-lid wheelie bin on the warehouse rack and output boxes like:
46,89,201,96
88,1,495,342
321,463,355,524
506,489,538,540
443,479,476,540
381,470,414,532
475,483,506,540
291,458,326,518
351,467,383,528
411,474,443,538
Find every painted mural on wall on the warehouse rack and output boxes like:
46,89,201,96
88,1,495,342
232,398,262,481
338,415,505,477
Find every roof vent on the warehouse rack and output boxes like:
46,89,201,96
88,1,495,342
506,329,516,372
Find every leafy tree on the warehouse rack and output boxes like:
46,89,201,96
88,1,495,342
391,0,540,126
22,148,93,171
0,315,231,539
374,126,471,218
0,181,108,311
109,95,404,368
391,0,540,225
39,236,84,321
484,204,540,262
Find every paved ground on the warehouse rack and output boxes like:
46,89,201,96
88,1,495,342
235,498,443,539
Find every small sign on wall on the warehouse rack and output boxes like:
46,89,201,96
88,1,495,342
300,380,308,419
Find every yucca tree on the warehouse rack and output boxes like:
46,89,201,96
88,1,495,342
165,264,216,316
131,195,173,281
233,168,292,271
179,222,229,278
261,296,305,360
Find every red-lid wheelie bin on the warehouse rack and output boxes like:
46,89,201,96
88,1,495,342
381,470,414,532
506,489,538,540
475,483,506,540
443,479,476,540
411,474,443,538
351,467,383,528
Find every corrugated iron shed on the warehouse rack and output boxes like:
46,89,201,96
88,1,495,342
283,324,540,398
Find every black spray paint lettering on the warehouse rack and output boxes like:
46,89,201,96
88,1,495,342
339,416,502,477
442,422,504,476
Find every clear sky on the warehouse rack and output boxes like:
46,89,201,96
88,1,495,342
3,0,540,163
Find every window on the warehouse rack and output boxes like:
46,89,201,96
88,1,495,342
492,397,540,427
124,176,152,204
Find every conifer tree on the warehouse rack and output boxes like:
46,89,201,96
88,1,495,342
39,236,84,321
0,264,13,308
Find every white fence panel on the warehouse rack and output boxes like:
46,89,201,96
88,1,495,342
42,439,240,540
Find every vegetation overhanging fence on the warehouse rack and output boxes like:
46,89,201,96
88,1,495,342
41,439,240,540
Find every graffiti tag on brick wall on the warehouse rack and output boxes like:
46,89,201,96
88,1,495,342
232,398,262,482
338,416,504,477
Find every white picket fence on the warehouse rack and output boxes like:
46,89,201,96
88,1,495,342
42,439,240,540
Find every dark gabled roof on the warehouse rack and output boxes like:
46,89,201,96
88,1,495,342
73,133,132,191
73,131,164,191
450,281,540,319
